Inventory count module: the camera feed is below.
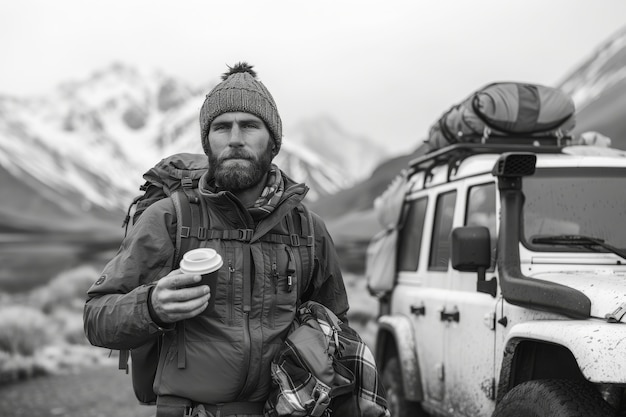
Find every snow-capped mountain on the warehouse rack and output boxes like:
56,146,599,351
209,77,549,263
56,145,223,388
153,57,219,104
559,26,626,110
558,26,626,141
0,63,384,235
288,116,387,183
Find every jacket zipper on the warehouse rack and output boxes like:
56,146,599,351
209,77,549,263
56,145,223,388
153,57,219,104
238,310,251,398
228,260,235,326
270,258,278,329
236,244,253,400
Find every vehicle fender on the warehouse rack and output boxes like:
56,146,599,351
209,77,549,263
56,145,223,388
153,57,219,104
504,320,626,383
376,314,423,401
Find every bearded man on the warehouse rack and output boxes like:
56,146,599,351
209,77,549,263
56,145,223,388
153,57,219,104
83,63,350,417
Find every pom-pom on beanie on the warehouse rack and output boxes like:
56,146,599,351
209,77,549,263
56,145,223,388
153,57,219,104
199,62,282,157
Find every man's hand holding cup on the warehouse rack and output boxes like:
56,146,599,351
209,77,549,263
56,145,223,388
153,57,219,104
151,248,223,324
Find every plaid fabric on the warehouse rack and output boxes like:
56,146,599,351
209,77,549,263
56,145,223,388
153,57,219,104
333,325,390,417
264,302,390,417
248,165,284,219
200,163,285,222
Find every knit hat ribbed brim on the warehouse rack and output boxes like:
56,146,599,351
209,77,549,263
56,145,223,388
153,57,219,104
199,63,282,157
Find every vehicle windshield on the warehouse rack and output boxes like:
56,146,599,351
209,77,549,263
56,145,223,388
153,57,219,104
522,167,626,254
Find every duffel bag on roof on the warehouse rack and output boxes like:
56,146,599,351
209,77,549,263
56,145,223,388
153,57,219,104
427,82,576,150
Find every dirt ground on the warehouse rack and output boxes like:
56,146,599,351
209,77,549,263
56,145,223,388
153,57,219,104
0,366,155,417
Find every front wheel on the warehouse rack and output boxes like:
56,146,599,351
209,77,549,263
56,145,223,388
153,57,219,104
492,379,615,417
381,356,428,417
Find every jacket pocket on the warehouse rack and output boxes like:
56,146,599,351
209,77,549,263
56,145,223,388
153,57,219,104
272,247,299,329
212,246,242,325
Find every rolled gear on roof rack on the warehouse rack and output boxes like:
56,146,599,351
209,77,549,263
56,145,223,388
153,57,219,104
426,82,576,151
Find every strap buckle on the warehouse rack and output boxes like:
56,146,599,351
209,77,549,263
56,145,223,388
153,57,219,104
181,177,193,188
180,226,190,238
290,234,300,246
238,229,253,241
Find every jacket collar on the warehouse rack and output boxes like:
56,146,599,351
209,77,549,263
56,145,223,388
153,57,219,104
197,166,309,227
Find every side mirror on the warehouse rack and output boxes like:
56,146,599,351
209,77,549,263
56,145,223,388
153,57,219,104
451,226,491,271
451,226,496,297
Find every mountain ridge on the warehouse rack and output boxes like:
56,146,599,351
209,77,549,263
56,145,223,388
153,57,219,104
0,63,386,237
558,26,626,142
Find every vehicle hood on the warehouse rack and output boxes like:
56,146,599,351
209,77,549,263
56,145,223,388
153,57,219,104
528,269,626,320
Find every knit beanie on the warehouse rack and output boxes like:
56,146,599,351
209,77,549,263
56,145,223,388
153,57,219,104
199,62,282,157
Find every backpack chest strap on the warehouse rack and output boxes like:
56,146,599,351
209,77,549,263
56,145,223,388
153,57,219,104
181,227,314,247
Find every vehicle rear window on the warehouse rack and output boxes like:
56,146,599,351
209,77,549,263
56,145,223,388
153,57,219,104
397,197,428,272
429,191,457,270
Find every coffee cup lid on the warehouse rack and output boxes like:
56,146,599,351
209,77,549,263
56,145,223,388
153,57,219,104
180,248,223,274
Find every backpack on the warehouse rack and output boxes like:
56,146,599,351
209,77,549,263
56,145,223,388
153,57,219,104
117,153,316,405
365,172,409,297
264,301,390,417
426,82,576,151
122,153,208,263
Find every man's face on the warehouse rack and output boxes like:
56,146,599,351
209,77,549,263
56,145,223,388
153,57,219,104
206,112,274,191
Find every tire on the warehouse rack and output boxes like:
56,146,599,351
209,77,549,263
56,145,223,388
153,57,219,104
492,379,615,417
382,356,428,417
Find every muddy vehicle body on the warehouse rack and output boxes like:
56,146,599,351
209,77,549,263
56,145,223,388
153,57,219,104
372,142,626,416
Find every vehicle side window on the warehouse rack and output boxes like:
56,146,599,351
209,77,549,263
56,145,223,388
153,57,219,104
397,197,428,272
429,191,457,270
465,183,497,269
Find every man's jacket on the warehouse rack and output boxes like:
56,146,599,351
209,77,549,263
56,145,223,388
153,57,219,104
83,170,349,405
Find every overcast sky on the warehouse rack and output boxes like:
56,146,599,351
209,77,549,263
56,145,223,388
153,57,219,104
1,0,625,155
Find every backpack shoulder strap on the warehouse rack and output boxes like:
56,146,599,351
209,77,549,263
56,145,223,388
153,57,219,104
301,204,316,294
170,186,204,267
289,204,315,301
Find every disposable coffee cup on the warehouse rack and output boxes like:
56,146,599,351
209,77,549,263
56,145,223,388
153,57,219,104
179,248,223,313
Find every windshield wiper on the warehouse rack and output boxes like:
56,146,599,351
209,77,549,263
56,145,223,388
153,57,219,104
531,234,626,261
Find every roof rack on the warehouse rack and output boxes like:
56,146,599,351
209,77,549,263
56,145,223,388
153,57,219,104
408,142,565,181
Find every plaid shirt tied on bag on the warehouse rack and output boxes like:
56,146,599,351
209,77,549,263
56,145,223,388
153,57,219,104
264,301,390,417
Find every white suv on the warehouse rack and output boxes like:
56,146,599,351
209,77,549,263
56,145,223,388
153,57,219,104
372,142,626,417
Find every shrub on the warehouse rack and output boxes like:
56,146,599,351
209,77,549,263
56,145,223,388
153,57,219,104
0,351,43,384
0,306,51,356
29,265,99,313
0,264,108,384
35,344,115,375
50,308,89,345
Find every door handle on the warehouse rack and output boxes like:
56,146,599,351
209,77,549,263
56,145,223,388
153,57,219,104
440,308,460,322
410,304,426,316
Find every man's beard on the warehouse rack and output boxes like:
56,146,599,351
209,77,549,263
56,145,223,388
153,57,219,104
207,143,274,192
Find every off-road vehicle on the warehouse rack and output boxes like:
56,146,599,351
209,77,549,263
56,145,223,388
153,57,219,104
371,141,626,416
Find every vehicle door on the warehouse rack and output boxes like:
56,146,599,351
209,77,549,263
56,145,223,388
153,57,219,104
392,191,451,407
443,179,499,417
399,180,459,413
421,186,458,410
